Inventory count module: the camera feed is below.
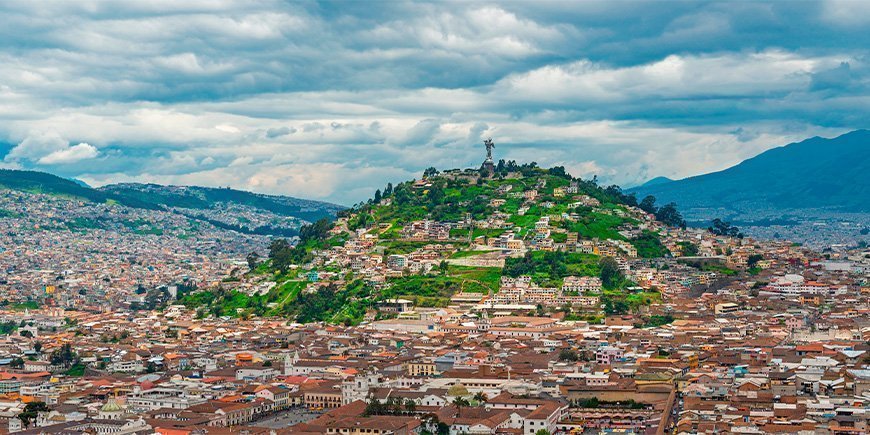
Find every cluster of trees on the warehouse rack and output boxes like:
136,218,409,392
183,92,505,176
291,280,373,325
295,286,342,323
504,253,625,290
599,257,624,289
637,195,686,228
631,231,669,258
0,320,19,335
602,295,630,315
571,397,646,410
709,218,743,238
640,314,675,328
18,401,49,428
363,397,418,416
558,349,579,362
422,416,451,435
268,218,333,272
503,251,569,279
49,343,78,368
491,160,545,177
678,241,700,257
747,253,765,268
298,218,333,242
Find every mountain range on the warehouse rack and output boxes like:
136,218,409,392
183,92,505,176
0,169,343,227
630,130,870,221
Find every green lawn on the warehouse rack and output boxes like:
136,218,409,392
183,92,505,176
568,212,627,240
447,265,502,293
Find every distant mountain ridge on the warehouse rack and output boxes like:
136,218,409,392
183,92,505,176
100,183,343,223
630,129,870,217
0,169,343,225
638,176,673,188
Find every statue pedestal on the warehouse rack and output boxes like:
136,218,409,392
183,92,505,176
481,160,495,177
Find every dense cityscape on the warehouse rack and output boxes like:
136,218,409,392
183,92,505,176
1,1,869,434
0,157,867,435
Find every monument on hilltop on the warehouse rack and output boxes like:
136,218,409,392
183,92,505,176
481,138,495,176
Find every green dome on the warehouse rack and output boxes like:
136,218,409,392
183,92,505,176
447,383,469,397
101,398,122,413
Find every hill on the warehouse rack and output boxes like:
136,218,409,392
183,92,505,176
180,163,674,324
630,130,870,218
100,183,343,223
0,169,343,236
0,169,157,209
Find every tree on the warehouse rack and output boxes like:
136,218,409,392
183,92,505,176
428,185,444,206
473,392,488,404
535,430,552,435
269,238,295,273
438,260,449,275
246,251,260,270
747,254,764,268
10,357,24,369
404,398,417,414
678,241,699,257
452,397,470,417
603,295,630,315
373,189,382,204
558,349,579,362
363,398,385,416
34,341,42,353
18,401,49,428
655,202,686,228
423,167,439,178
599,257,623,289
639,195,657,214
269,238,291,258
709,218,743,238
50,343,77,368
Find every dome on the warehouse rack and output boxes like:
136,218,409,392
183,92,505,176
101,398,122,413
447,383,469,397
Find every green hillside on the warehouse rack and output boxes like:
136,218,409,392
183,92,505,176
0,169,343,236
0,169,157,209
100,183,342,222
181,162,676,325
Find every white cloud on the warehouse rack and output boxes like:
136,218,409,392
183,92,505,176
4,132,100,166
4,131,69,162
38,142,99,164
494,51,836,104
0,2,867,203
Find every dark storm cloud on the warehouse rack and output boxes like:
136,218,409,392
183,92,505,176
0,0,867,204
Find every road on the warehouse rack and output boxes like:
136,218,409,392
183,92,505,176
249,408,322,429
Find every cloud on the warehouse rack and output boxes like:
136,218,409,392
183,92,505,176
38,143,99,164
4,131,100,166
0,1,867,203
265,126,296,138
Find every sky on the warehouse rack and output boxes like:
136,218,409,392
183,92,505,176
0,0,868,206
